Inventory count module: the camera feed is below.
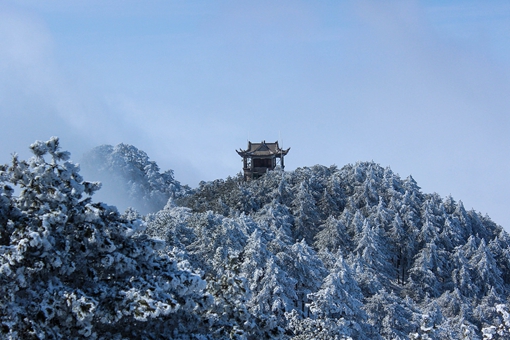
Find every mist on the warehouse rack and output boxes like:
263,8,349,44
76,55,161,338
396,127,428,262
1,1,509,230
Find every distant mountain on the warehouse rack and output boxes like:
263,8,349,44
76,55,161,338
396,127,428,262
1,139,509,339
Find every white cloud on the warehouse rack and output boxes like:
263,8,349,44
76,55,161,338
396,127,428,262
1,1,509,230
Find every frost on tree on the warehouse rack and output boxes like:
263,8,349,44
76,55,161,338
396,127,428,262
81,143,187,214
0,138,211,339
172,160,510,339
4,137,510,339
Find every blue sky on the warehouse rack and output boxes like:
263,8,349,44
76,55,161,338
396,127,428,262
1,1,509,230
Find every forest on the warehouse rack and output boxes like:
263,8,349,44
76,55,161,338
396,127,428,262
1,137,509,339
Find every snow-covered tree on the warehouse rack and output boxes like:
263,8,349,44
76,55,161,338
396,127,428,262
0,138,212,338
5,137,510,339
277,239,326,317
304,257,369,338
81,143,187,214
408,240,445,298
469,239,504,297
314,215,350,252
365,289,418,339
291,180,320,244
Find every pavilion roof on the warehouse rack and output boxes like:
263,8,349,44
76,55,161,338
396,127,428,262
237,140,290,157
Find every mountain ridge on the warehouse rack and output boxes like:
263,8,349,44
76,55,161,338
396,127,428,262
147,160,510,338
2,139,508,339
84,142,510,338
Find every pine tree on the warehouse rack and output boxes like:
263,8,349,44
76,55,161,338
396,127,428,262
291,180,320,244
454,200,474,240
451,247,479,298
309,257,367,332
351,219,393,289
314,215,349,252
469,239,504,297
81,143,186,214
279,240,326,317
408,240,446,298
388,214,411,284
0,138,212,338
365,289,418,339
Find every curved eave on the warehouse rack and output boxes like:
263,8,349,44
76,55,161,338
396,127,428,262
238,147,290,157
237,149,249,157
279,147,290,156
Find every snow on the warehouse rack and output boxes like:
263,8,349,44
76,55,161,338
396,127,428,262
1,138,510,338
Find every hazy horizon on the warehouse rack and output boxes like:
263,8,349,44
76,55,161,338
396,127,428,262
1,1,509,230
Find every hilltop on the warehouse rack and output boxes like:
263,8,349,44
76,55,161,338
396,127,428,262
1,139,509,339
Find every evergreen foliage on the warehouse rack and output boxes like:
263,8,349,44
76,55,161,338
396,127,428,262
0,138,213,338
172,162,510,339
1,139,510,339
81,143,188,214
